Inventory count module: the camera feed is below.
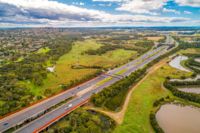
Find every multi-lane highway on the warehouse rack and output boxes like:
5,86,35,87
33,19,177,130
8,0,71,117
15,47,170,133
0,35,174,133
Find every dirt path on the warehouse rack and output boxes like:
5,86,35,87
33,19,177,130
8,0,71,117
87,59,168,124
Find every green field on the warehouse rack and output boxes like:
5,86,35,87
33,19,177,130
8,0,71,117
37,47,50,54
113,63,192,133
24,39,138,97
178,48,200,54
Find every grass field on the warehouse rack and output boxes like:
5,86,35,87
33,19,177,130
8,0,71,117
178,48,200,55
24,39,138,97
146,36,164,42
113,62,192,133
37,47,50,54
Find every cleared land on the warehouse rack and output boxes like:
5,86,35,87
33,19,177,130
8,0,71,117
146,36,164,42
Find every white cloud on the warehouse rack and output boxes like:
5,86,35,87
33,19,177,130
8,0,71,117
0,0,191,27
117,0,167,15
93,0,123,2
79,2,85,6
184,11,192,14
175,0,200,7
98,3,112,7
163,8,180,14
72,2,85,6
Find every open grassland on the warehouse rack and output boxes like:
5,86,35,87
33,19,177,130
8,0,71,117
113,61,192,133
180,37,193,42
24,39,138,97
37,47,50,54
178,48,200,55
146,36,164,42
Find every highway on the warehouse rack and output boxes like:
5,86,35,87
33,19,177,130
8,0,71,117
0,35,174,133
15,47,170,133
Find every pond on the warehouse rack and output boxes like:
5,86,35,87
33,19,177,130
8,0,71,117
170,75,200,82
178,87,200,94
195,58,200,63
169,55,190,72
156,104,200,133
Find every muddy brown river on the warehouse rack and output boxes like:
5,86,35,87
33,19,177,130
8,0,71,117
156,104,200,133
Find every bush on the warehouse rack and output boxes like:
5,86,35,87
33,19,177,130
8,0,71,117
150,112,164,133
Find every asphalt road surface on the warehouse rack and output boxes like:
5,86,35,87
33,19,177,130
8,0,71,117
0,35,174,133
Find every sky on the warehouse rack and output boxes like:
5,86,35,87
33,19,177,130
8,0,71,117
0,0,199,27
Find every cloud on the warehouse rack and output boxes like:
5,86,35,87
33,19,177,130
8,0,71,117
98,3,112,7
175,0,200,7
0,0,191,27
93,0,123,2
0,0,105,21
163,8,180,14
72,2,85,6
184,11,192,14
117,0,167,15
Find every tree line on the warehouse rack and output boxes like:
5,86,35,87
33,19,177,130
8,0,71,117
184,56,200,74
91,69,147,111
164,80,200,104
85,40,153,56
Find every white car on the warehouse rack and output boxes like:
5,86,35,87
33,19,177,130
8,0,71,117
65,104,72,109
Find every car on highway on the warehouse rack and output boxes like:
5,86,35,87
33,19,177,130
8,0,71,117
3,123,8,126
65,104,72,109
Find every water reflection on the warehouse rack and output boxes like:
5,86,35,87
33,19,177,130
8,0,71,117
156,104,200,133
169,55,190,72
178,87,200,94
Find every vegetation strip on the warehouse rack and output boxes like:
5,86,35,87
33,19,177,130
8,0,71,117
91,69,146,111
43,109,116,133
